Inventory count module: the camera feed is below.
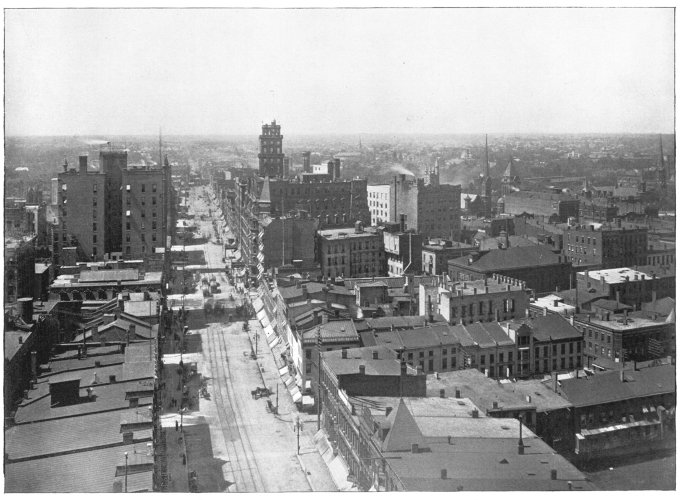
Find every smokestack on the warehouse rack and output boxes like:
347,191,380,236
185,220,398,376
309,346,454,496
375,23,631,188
79,155,88,174
334,158,341,179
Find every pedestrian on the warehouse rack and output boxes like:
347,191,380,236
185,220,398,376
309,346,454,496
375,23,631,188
175,420,179,432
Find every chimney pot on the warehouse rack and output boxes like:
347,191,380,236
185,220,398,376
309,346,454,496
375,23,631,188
342,348,348,359
440,469,447,480
359,364,366,375
492,401,498,409
372,350,378,360
440,389,445,398
471,409,479,418
411,443,419,454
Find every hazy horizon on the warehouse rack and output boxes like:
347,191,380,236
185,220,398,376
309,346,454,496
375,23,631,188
5,8,674,136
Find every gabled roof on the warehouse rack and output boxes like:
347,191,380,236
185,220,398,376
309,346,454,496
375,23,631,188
503,157,518,179
381,399,424,452
558,364,675,408
449,244,561,271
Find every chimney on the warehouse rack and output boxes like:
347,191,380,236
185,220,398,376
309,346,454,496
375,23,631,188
399,213,406,233
127,324,135,344
385,406,393,416
550,469,558,480
359,364,366,375
455,388,461,398
492,401,498,409
471,409,479,418
342,348,348,359
31,351,38,382
440,389,446,398
372,350,379,360
552,372,558,393
411,443,419,454
440,469,448,480
518,417,525,454
400,361,407,376
79,155,88,174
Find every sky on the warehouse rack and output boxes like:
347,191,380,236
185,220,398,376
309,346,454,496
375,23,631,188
4,7,675,136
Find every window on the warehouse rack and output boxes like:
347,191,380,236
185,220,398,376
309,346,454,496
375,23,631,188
443,348,448,356
141,184,146,192
153,211,157,219
152,196,157,205
92,247,97,256
480,355,486,365
141,210,145,218
508,351,513,362
152,184,157,193
428,350,433,357
93,183,97,192
93,235,97,243
570,343,574,354
306,349,312,359
126,234,130,242
92,223,97,231
126,246,131,254
126,222,131,230
419,351,424,358
442,358,447,369
152,221,157,230
499,352,504,363
93,197,97,206
152,233,157,242
428,359,434,372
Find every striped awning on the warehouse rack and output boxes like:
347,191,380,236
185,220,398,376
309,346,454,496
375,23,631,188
268,336,280,348
289,385,302,403
279,366,289,377
253,298,264,312
264,324,275,338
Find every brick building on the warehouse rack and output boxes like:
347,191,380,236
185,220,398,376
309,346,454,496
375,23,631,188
317,223,385,279
577,266,675,309
421,239,475,275
383,218,422,276
55,151,173,262
447,244,571,294
563,220,648,269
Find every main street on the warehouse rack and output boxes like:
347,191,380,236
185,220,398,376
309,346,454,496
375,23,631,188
160,181,336,492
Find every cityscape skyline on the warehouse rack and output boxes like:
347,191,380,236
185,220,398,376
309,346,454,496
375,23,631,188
5,7,675,136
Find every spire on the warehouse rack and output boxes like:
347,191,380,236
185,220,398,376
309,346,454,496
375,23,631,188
485,134,490,178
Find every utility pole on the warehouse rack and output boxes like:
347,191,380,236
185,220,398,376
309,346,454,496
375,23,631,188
296,416,301,455
317,325,322,431
124,451,129,492
276,384,279,414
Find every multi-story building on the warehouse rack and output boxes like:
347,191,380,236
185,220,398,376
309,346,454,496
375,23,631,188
383,218,422,276
447,244,572,294
5,235,36,303
367,184,392,225
419,274,529,326
646,239,675,267
556,364,675,460
258,120,285,177
121,164,170,258
574,308,675,370
576,265,675,309
563,220,647,269
421,239,475,275
317,223,385,279
259,215,318,271
502,190,579,222
55,151,173,262
390,174,461,240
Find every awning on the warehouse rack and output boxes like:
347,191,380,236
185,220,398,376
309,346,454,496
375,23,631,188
264,325,275,338
285,376,297,388
253,298,264,313
279,366,289,377
305,380,312,391
256,309,267,322
289,385,302,403
268,337,280,348
295,374,303,387
302,395,314,407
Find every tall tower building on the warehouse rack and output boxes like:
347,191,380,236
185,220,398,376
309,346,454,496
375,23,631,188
258,120,285,177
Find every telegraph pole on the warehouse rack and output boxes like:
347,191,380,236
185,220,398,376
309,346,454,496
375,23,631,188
317,325,322,431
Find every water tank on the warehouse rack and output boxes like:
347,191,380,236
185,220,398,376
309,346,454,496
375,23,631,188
17,297,33,324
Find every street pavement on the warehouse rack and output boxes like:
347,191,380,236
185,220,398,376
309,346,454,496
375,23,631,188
159,182,336,492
